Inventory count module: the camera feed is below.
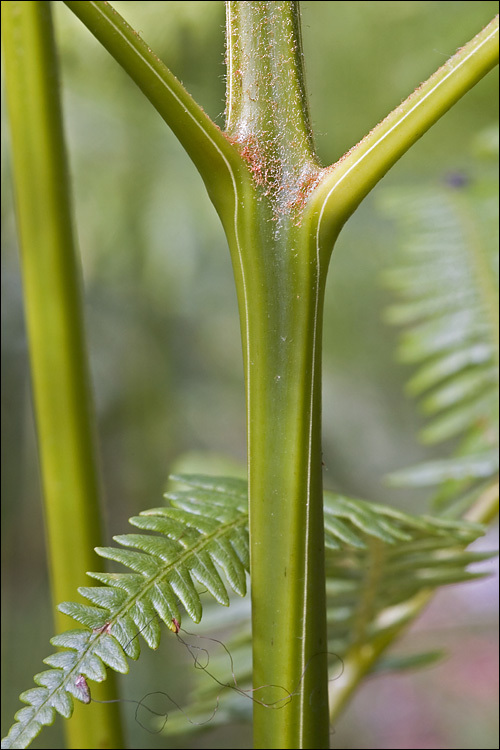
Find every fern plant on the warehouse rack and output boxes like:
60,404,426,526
1,2,498,749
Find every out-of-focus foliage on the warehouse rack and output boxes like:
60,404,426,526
381,137,499,515
2,2,498,748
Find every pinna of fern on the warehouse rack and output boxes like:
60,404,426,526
382,158,499,514
1,475,490,750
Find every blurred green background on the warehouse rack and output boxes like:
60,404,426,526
1,2,498,748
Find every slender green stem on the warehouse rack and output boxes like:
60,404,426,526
239,208,330,749
62,0,247,216
329,589,434,724
464,481,499,525
225,3,329,747
308,15,499,255
1,2,123,747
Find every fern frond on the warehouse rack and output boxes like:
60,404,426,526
1,476,248,750
381,168,499,510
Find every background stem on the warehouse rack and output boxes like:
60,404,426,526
1,3,123,747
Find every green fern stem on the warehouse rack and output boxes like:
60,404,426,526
225,3,329,747
329,588,435,724
0,3,123,748
240,219,330,750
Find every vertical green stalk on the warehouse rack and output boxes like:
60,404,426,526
225,3,330,746
1,2,123,747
